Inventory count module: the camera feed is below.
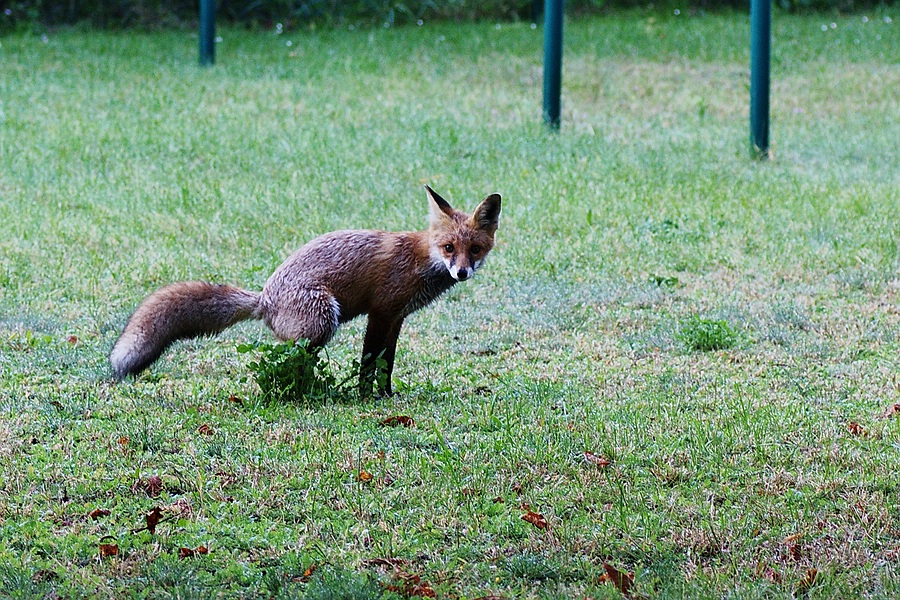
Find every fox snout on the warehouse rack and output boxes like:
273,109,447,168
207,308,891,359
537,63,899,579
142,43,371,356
451,265,472,281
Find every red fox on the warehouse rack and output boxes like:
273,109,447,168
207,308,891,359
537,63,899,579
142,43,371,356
110,186,501,395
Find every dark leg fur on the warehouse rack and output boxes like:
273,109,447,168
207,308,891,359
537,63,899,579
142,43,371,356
360,315,404,397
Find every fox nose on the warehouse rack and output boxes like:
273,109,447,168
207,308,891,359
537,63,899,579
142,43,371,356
456,269,470,281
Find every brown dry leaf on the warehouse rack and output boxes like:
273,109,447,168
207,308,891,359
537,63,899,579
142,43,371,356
358,471,374,483
31,569,59,583
847,421,866,436
521,511,549,530
146,506,163,534
179,545,209,559
89,508,111,520
66,335,78,345
783,533,803,560
164,498,193,518
117,436,130,448
492,496,504,504
228,394,243,406
300,563,317,581
363,557,408,568
881,403,900,419
135,475,164,498
602,563,634,598
796,568,819,596
763,566,782,584
385,572,436,599
379,415,415,427
782,533,802,544
99,536,119,558
584,451,612,468
197,423,215,436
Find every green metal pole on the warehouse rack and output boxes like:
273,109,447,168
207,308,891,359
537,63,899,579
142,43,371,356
199,0,215,66
543,0,563,130
750,0,770,158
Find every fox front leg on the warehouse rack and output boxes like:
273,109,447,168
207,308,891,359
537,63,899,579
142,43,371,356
360,315,404,397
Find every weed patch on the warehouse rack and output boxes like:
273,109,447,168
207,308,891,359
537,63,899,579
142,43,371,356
678,315,740,352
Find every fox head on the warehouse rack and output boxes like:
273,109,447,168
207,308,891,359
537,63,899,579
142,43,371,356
425,185,501,282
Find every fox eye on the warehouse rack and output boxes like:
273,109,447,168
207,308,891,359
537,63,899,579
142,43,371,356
470,245,482,255
443,243,454,253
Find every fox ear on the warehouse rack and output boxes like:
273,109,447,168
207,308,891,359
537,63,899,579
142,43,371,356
471,193,501,232
425,185,455,225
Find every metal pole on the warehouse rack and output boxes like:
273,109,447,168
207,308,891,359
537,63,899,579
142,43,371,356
199,0,215,66
750,0,771,158
543,0,563,130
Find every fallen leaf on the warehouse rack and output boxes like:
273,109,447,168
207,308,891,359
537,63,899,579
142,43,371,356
132,475,165,498
385,571,436,598
584,451,611,467
796,568,818,596
31,569,58,583
362,557,408,568
379,415,415,427
99,536,119,558
882,404,900,419
602,563,634,598
66,335,78,345
178,545,209,559
763,566,782,584
228,394,243,405
358,470,374,483
89,508,111,520
197,423,215,436
847,421,867,437
521,511,549,530
164,498,193,517
146,506,163,534
492,496,504,504
300,563,317,581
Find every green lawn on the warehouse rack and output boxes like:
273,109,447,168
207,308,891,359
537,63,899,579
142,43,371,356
1,8,899,598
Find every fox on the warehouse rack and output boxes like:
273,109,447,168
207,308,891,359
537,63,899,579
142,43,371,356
109,186,501,396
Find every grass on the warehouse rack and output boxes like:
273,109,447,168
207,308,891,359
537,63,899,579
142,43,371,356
1,6,899,598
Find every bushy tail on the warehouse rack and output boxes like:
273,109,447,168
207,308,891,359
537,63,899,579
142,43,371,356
110,281,263,379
